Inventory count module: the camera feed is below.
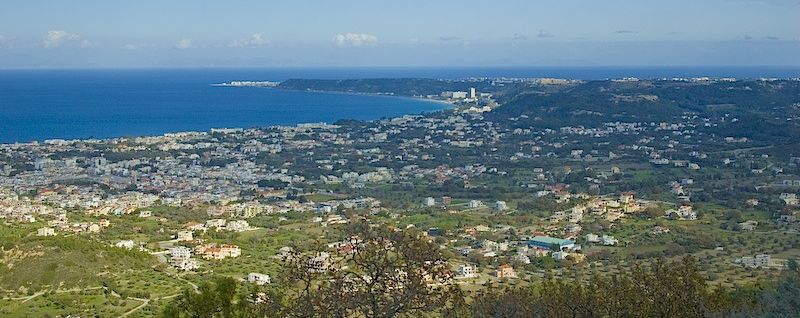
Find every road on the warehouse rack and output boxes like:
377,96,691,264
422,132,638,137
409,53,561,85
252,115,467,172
120,297,150,318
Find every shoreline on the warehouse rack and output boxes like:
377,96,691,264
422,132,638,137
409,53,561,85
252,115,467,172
0,88,454,146
222,84,458,110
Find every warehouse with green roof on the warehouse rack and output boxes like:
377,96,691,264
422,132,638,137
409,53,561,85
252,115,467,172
528,236,575,251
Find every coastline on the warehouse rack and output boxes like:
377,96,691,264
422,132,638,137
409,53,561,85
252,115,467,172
0,86,453,145
254,85,458,109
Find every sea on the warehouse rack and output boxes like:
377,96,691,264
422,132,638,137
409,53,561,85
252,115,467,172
1,66,799,143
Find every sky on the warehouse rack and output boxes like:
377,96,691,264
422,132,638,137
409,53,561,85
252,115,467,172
0,0,798,68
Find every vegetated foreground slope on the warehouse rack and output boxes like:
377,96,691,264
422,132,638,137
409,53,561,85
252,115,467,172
0,224,157,291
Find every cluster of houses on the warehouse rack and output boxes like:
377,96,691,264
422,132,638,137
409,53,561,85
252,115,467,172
165,243,243,271
34,212,109,236
453,234,584,280
547,192,644,238
314,197,382,213
207,202,273,218
176,219,254,236
775,192,799,225
421,196,508,212
456,263,518,280
1,190,65,225
83,193,160,216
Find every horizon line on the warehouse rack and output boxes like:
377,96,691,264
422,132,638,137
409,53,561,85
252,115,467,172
2,65,800,71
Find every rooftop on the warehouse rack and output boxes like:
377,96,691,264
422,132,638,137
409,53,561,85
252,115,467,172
530,236,574,245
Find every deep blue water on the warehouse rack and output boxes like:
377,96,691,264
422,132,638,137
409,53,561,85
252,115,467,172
1,67,799,143
0,69,448,143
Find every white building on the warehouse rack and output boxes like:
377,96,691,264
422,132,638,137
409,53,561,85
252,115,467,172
227,220,250,232
451,91,468,99
248,273,271,285
736,254,772,268
780,193,798,205
206,218,227,229
565,223,582,234
552,251,568,260
308,252,331,272
115,240,136,250
468,200,483,208
172,257,199,271
423,197,436,207
457,264,478,278
601,235,619,246
513,254,531,264
177,230,193,242
494,201,508,211
87,223,101,233
37,227,56,237
316,205,333,214
669,205,697,220
170,246,192,259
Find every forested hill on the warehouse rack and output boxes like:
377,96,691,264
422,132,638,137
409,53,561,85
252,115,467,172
486,79,800,142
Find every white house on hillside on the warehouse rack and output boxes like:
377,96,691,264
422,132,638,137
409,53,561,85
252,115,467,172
457,264,478,278
248,273,271,285
37,227,56,237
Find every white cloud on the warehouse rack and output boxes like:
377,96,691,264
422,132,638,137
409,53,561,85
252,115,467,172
0,35,14,48
175,38,192,49
229,33,270,48
43,30,80,48
333,33,377,47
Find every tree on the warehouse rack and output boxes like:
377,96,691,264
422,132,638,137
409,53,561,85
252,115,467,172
754,263,800,317
643,206,665,219
348,223,451,316
468,257,721,318
258,221,458,318
162,276,240,318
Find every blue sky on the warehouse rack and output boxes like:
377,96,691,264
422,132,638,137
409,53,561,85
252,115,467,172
0,0,798,68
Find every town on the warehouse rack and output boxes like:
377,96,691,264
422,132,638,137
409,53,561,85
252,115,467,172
2,77,800,317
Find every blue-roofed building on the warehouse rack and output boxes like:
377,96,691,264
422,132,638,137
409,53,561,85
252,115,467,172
528,236,575,251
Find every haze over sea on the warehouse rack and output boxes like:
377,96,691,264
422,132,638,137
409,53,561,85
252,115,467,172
1,66,798,143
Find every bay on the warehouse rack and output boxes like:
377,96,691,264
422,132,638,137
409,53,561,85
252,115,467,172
1,66,798,143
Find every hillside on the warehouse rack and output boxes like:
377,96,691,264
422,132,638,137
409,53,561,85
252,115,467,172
487,80,800,143
0,224,159,292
